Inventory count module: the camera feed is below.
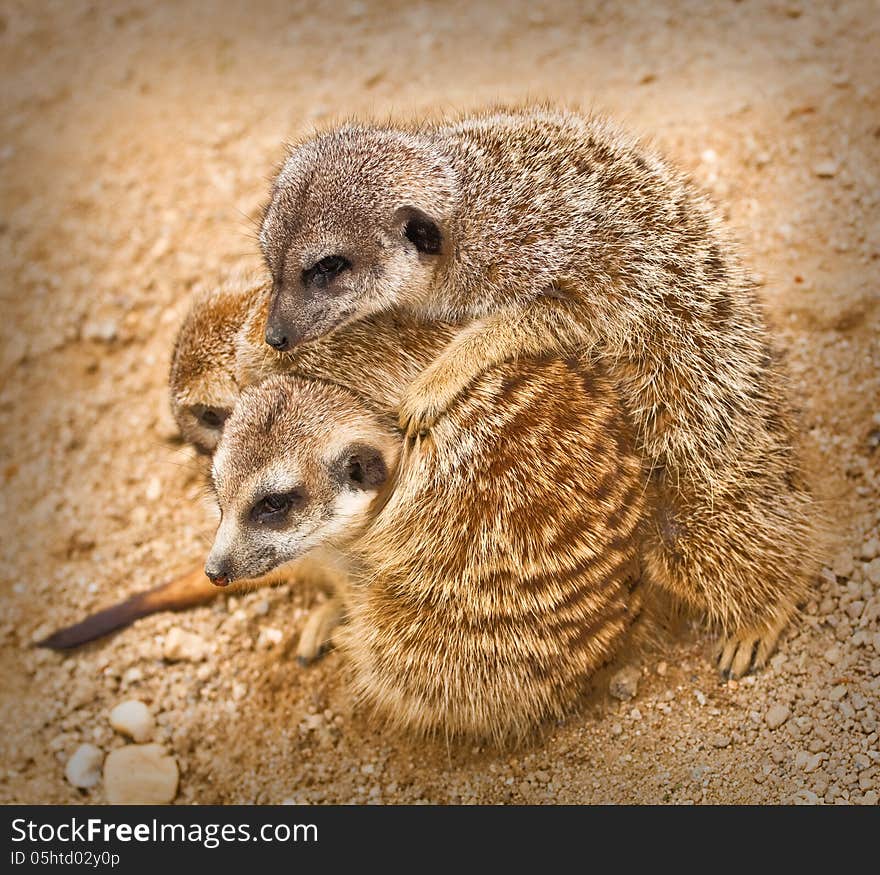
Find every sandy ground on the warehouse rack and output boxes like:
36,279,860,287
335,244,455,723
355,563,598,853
0,0,878,805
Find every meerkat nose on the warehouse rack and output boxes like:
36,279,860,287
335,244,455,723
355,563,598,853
264,327,290,351
205,559,232,587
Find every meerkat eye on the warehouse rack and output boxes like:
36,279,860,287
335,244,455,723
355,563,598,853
191,405,229,430
201,408,227,429
250,489,306,525
302,255,351,289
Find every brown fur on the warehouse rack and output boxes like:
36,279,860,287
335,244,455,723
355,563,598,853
259,104,823,675
208,357,646,742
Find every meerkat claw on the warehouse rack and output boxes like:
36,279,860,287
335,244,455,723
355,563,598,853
295,598,343,666
399,407,435,442
714,615,788,679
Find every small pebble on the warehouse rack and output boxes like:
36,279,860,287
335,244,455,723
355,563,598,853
163,627,208,662
121,667,144,685
82,319,118,343
109,700,154,742
103,745,179,804
65,744,103,789
257,627,283,649
812,160,839,178
865,558,880,586
861,538,879,561
711,733,731,749
824,646,841,664
832,552,854,579
829,685,848,702
766,704,791,730
846,600,864,620
609,666,640,701
853,753,870,771
145,477,162,502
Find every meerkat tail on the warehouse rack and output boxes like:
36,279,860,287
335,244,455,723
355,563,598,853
36,565,219,650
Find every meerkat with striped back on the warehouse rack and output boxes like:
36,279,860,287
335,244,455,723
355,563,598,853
205,350,647,741
258,104,821,677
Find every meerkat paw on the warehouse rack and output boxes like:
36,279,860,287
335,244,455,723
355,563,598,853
296,599,343,666
398,368,461,440
714,613,789,679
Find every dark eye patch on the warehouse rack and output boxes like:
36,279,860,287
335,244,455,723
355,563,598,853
249,489,307,526
302,255,351,289
191,405,229,430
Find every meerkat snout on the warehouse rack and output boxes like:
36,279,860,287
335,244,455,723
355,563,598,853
206,375,398,585
204,553,232,587
265,259,355,351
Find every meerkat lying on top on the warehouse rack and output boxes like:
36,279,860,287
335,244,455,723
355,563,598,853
258,104,821,677
206,353,646,741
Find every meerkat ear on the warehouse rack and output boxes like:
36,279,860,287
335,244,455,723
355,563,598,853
394,205,443,256
337,443,389,491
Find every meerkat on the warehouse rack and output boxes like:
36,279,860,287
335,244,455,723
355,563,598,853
206,349,647,741
41,272,457,653
258,104,821,677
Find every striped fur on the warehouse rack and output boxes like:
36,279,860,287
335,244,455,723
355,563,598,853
340,355,645,742
260,105,823,676
210,351,645,741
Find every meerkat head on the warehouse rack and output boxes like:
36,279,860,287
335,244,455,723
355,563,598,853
205,375,399,586
169,273,268,454
258,124,457,351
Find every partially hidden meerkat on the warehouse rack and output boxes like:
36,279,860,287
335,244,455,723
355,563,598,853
258,104,821,677
40,272,458,654
205,352,647,741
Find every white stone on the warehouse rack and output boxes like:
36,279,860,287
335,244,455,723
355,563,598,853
103,744,178,804
163,627,208,662
257,627,283,649
145,477,162,502
82,319,118,343
813,160,838,178
121,666,144,685
824,645,842,664
832,552,855,578
65,744,103,789
861,538,879,561
109,700,154,742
